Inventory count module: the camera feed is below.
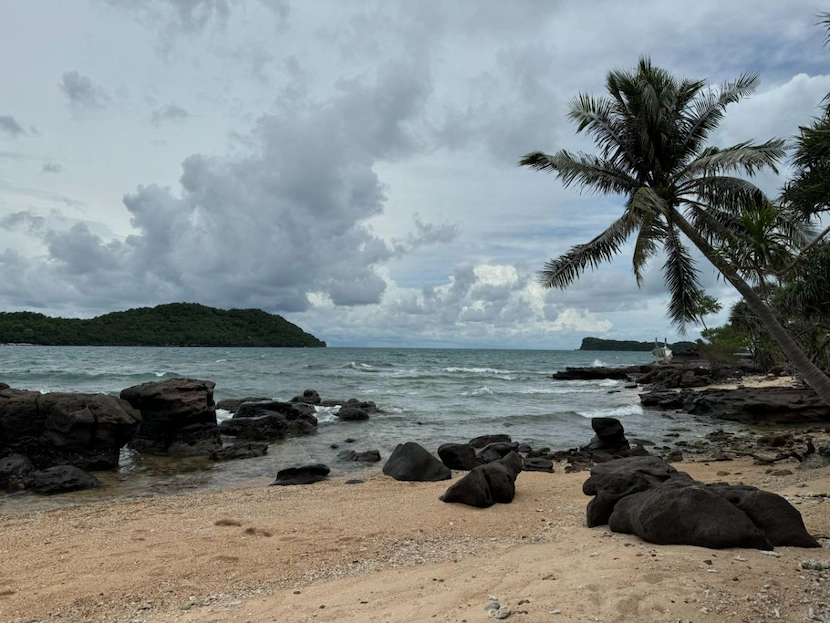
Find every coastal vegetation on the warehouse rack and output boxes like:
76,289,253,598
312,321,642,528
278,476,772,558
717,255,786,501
578,337,694,352
521,53,830,404
0,303,326,347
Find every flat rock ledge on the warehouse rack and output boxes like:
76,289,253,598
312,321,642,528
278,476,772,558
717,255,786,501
640,386,830,424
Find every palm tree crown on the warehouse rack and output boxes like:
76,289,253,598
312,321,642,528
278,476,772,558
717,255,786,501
521,56,785,330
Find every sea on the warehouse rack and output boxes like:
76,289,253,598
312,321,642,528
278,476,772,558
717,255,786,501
0,346,741,512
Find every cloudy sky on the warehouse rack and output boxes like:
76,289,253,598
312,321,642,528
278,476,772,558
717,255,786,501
1,1,829,348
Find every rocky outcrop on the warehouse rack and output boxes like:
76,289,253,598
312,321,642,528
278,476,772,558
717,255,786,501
584,456,820,550
120,378,221,456
440,452,524,508
468,434,512,449
640,386,830,424
636,365,713,388
552,365,652,381
337,403,370,421
270,463,330,486
31,465,101,494
476,441,520,463
291,389,321,405
0,386,141,469
383,442,452,482
209,442,269,461
221,401,318,439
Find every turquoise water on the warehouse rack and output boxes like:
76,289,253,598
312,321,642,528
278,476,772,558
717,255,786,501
0,347,737,511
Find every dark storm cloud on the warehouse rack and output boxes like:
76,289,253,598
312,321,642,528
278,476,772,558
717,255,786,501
149,103,190,126
0,115,26,137
58,71,112,111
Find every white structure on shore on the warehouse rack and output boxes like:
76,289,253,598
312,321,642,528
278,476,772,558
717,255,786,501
651,337,673,363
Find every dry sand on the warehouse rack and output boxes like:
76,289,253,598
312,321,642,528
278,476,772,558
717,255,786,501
2,456,830,623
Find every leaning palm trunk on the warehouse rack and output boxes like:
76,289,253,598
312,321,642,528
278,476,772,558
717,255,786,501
672,214,830,403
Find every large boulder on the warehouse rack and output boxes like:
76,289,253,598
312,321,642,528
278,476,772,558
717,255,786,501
468,434,512,449
219,414,291,440
608,481,773,550
438,443,482,471
121,378,221,456
582,417,630,455
31,465,101,494
0,387,141,469
270,463,330,486
337,404,370,421
585,456,821,550
705,482,820,548
382,442,451,482
440,452,524,508
582,456,683,527
234,401,317,435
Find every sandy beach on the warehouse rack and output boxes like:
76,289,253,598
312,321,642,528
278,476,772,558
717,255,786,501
2,454,829,623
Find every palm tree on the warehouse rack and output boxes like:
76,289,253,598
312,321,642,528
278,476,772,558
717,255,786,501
520,57,830,404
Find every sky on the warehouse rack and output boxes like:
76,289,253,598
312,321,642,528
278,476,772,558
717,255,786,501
1,0,829,348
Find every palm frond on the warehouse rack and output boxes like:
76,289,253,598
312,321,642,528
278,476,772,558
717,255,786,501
538,211,639,289
678,73,760,162
679,175,769,215
628,186,670,217
662,224,704,332
677,140,785,180
519,150,638,195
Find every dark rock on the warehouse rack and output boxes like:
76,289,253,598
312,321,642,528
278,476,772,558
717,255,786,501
665,450,684,463
583,417,630,455
320,398,379,414
291,389,321,405
608,481,773,550
344,479,364,485
337,449,381,462
705,482,820,548
383,442,451,482
582,456,683,527
0,387,141,469
477,441,520,463
215,397,271,414
640,386,830,424
31,465,101,494
517,443,532,453
337,405,370,421
438,443,482,471
270,463,330,486
228,401,318,437
627,444,651,457
468,434,511,449
523,457,554,472
120,378,220,456
440,452,524,507
552,365,652,381
0,453,35,491
209,442,269,462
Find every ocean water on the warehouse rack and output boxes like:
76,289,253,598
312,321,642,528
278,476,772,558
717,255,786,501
1,346,739,512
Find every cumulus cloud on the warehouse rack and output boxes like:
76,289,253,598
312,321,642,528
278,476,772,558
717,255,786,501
0,115,26,137
58,71,112,111
149,103,190,126
0,61,452,314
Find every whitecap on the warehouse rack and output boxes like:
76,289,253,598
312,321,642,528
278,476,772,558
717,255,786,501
576,404,644,419
215,408,232,423
591,359,608,367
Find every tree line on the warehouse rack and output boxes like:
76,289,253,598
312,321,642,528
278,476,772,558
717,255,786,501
0,303,326,347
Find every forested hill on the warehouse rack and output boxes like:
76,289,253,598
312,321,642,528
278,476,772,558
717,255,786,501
0,303,326,347
579,337,694,352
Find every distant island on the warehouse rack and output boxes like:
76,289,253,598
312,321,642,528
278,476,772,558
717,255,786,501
579,337,695,352
0,303,326,347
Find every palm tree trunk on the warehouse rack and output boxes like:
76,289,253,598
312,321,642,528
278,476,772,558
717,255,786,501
672,213,830,405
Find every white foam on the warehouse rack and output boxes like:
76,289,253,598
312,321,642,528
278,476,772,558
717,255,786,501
442,367,512,375
577,404,644,419
215,408,232,423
